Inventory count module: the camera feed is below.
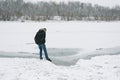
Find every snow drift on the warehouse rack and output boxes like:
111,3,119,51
0,55,120,80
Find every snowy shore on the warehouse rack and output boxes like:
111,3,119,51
0,55,120,80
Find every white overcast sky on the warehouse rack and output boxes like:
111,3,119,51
24,0,120,7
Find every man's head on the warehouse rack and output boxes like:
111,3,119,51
43,28,47,32
39,28,47,32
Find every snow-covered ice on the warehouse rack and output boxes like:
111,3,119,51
0,21,120,52
0,21,120,80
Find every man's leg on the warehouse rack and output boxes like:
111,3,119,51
38,44,43,59
42,44,49,60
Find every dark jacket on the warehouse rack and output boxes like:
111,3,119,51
34,30,46,45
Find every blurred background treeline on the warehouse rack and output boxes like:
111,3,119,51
0,0,120,21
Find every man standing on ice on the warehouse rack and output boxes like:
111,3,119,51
34,28,52,62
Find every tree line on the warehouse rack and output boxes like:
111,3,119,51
0,0,120,21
